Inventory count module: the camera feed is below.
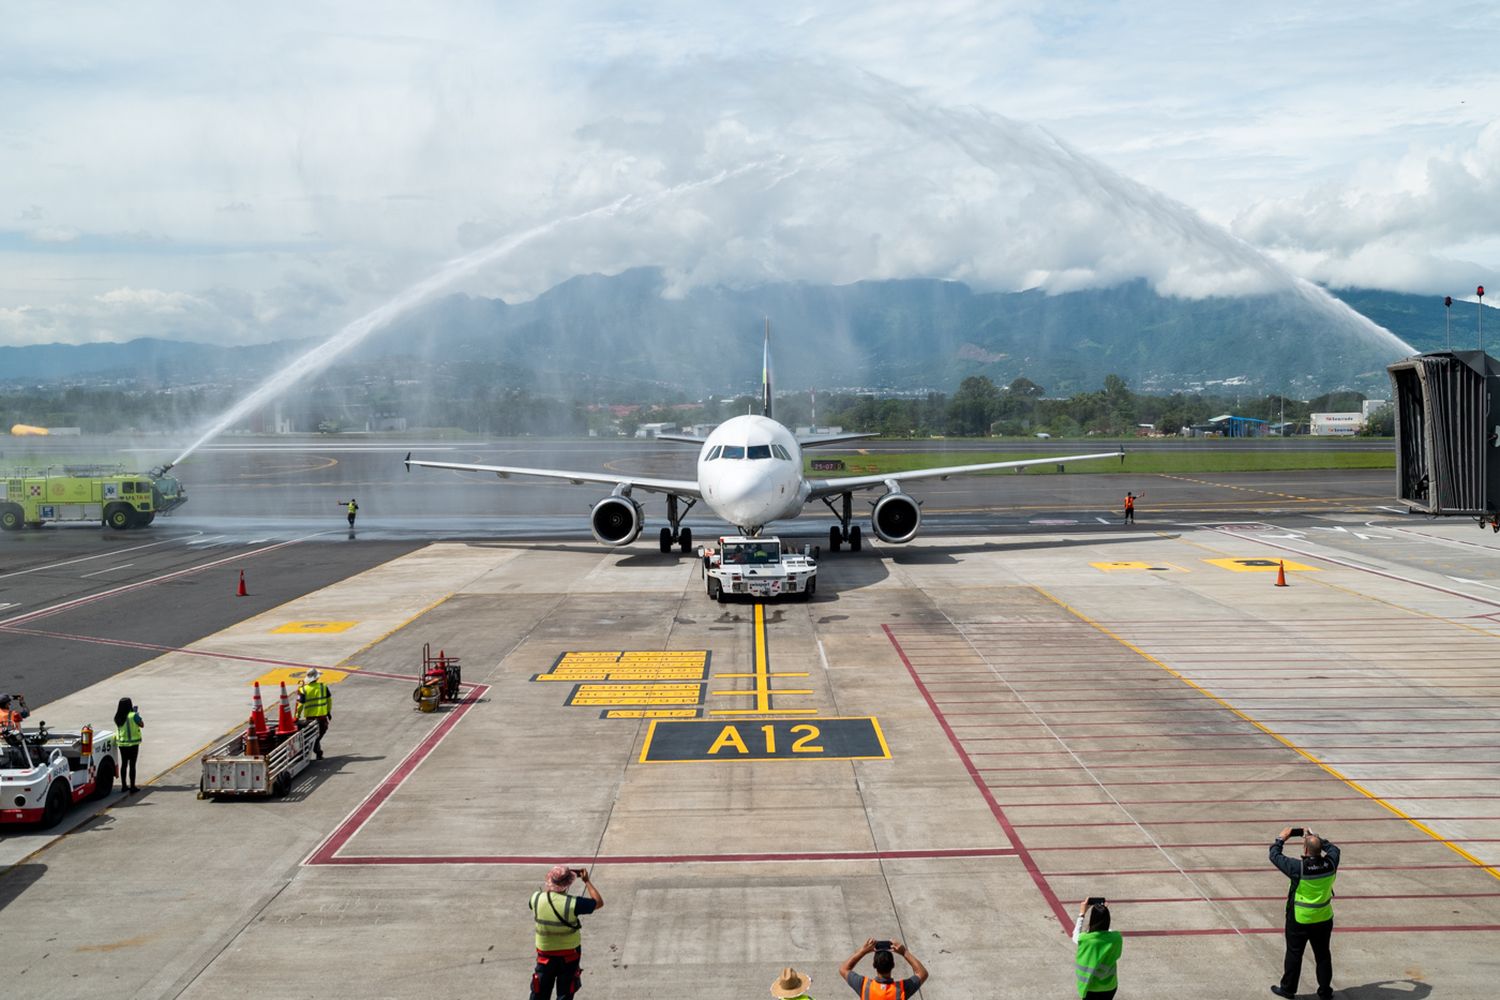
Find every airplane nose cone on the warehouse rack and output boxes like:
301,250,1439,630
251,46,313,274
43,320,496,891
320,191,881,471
713,467,771,525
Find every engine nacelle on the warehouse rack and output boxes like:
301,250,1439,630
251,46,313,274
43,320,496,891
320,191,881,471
871,491,922,544
590,495,643,546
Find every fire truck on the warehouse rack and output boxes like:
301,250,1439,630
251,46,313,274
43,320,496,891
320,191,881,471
0,464,187,530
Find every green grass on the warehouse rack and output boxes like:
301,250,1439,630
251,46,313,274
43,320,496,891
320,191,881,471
807,449,1395,477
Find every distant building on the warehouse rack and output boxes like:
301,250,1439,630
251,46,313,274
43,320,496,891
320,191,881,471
1310,412,1364,436
795,425,844,436
635,422,678,439
1361,399,1390,419
1190,414,1269,437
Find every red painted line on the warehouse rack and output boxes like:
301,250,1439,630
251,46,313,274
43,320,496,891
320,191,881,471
1001,796,1378,808
306,684,489,865
1045,862,1489,877
983,776,1473,789
1099,891,1500,904
956,743,1500,754
949,728,1500,738
976,759,1500,771
1124,924,1500,937
314,846,1021,867
1027,837,1500,853
883,624,1069,929
1012,816,1500,829
0,624,455,687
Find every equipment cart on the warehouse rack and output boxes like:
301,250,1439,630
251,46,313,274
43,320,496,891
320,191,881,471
413,643,462,712
198,722,317,799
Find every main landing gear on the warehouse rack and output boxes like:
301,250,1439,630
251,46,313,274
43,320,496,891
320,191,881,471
821,492,862,552
659,494,697,554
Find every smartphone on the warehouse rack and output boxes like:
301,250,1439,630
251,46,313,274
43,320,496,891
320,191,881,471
873,940,892,952
1086,897,1105,907
1288,828,1304,838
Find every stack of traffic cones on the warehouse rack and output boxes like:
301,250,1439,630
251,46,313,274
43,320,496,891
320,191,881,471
276,682,298,735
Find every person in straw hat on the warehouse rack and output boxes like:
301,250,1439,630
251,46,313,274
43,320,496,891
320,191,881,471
771,967,814,1000
295,668,332,759
528,863,602,1000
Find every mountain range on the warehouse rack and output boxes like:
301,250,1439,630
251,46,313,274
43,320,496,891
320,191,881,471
0,269,1468,397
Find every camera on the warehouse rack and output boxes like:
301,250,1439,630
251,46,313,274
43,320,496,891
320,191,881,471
1086,897,1105,907
1288,828,1303,838
873,940,892,952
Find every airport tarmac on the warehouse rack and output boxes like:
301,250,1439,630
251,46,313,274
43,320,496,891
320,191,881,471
3,481,1499,999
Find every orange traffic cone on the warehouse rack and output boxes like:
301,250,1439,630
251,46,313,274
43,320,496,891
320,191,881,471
237,570,247,597
244,724,261,757
276,682,298,735
249,681,270,736
1274,560,1289,587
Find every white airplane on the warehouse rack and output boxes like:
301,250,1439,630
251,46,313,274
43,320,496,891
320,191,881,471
405,328,1123,553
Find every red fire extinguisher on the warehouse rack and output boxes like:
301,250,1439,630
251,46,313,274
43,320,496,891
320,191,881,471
81,724,93,756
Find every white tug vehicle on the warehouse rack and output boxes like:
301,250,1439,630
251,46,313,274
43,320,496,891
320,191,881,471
703,535,818,602
1,719,120,827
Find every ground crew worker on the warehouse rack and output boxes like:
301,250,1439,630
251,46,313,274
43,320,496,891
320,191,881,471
343,498,358,529
0,693,27,732
770,967,815,1000
1073,899,1122,999
296,668,332,759
839,937,928,997
113,696,144,793
1123,492,1137,524
1270,826,1340,999
528,864,602,1000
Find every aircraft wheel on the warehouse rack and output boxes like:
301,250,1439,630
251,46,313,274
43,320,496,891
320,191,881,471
659,527,673,553
678,527,693,554
849,525,862,552
828,525,842,552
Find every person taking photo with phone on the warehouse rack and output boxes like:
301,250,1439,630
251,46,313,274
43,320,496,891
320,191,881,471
839,937,928,998
1074,898,1122,999
527,864,603,1000
1270,826,1340,999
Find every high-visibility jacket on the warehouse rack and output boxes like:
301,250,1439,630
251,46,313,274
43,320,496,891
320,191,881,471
2,707,25,731
1074,930,1122,998
860,978,906,999
299,682,331,718
1123,495,1135,511
347,501,358,515
530,890,582,951
1293,870,1337,924
116,711,143,747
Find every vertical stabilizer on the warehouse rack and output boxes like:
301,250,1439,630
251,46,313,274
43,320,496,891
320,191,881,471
762,318,773,420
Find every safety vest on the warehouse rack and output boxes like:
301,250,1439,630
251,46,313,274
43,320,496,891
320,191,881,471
1293,869,1336,924
116,712,143,747
347,501,357,514
300,682,332,718
1124,496,1135,510
530,890,582,950
1074,930,1122,998
861,978,906,1000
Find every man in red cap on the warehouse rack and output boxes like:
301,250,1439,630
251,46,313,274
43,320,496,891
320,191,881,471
528,864,603,1000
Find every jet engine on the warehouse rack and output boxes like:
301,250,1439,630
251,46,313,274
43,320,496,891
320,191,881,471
590,495,644,546
871,490,922,544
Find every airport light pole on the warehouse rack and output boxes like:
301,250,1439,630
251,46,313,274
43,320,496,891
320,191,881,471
1445,295,1452,350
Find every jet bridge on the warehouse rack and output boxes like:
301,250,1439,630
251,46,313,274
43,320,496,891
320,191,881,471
1388,350,1500,516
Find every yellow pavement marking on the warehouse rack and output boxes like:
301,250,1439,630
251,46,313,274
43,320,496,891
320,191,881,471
1033,584,1500,882
603,709,700,719
273,620,357,634
1090,561,1188,572
1204,557,1318,572
639,716,890,763
567,682,704,707
254,667,348,687
535,650,710,683
716,672,809,678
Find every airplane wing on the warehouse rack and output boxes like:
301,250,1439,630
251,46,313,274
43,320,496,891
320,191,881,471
653,433,708,445
796,432,879,448
806,449,1124,498
404,454,702,498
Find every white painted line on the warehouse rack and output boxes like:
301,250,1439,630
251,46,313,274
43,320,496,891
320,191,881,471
0,532,201,582
184,535,227,546
80,563,134,579
1095,517,1111,524
0,603,16,612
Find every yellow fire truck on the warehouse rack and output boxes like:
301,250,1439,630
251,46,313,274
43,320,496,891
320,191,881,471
0,465,187,531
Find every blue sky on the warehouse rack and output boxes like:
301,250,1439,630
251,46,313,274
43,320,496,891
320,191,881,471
2,1,1498,346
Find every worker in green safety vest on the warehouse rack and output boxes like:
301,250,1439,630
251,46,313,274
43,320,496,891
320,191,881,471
1270,825,1340,999
528,864,602,1000
295,668,332,759
1072,899,1122,998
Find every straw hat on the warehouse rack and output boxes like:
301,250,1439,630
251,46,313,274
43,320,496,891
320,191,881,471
304,668,321,681
771,967,811,998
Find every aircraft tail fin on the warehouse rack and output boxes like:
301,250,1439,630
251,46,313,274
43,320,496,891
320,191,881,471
762,318,773,420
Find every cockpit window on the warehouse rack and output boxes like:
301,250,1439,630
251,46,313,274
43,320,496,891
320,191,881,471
747,444,772,460
706,445,722,460
771,444,791,460
720,445,745,460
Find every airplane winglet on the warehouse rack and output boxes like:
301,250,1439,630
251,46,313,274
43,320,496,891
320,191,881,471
404,451,411,472
762,318,773,421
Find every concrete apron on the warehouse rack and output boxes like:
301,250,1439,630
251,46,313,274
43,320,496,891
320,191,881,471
1,528,1496,999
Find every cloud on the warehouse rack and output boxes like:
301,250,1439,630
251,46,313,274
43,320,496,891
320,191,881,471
28,225,79,244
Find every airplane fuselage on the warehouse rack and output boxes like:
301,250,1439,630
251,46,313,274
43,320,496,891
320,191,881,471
696,414,809,532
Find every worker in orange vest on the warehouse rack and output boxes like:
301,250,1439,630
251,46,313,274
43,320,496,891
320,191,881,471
1123,492,1138,525
0,693,28,732
839,938,929,998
